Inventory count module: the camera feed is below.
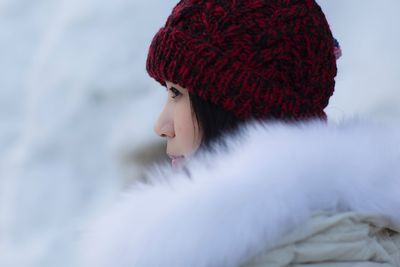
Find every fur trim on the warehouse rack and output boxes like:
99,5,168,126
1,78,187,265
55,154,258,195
78,119,400,267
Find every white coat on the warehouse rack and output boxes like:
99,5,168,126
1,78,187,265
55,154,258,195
78,119,400,267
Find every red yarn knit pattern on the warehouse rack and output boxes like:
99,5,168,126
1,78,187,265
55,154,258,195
146,0,337,120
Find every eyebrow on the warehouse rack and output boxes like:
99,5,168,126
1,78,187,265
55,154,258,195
165,83,172,90
165,83,185,93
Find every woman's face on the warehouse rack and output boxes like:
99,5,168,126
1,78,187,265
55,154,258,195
154,81,202,167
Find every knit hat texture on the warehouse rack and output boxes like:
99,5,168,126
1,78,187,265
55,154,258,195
146,0,337,120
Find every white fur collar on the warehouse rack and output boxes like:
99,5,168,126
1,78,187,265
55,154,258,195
78,119,400,267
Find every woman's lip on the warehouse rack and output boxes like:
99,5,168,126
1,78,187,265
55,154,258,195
167,154,184,160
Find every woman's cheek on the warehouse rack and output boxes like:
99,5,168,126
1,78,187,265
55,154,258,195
174,98,200,155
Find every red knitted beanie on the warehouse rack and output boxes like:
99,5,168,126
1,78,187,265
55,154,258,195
146,0,337,120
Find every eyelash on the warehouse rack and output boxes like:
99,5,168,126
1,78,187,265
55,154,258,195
169,87,182,99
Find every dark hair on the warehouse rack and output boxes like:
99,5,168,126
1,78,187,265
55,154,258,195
189,93,245,149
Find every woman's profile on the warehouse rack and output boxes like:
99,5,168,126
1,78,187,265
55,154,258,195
79,1,400,266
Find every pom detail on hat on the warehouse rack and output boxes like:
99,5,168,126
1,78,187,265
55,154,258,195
333,38,342,60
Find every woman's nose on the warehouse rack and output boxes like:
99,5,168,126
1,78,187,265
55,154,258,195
154,107,175,138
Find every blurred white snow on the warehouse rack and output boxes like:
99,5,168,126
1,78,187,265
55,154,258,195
0,0,399,266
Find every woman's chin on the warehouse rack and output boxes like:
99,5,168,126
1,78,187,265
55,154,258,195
171,156,185,168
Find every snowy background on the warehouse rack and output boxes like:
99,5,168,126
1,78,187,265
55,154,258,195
0,0,399,266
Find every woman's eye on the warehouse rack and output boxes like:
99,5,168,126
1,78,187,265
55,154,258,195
169,87,182,99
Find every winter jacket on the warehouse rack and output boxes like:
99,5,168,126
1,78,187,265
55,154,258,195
78,119,400,267
244,212,400,266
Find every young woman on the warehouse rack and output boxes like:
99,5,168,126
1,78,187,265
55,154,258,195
79,1,400,266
